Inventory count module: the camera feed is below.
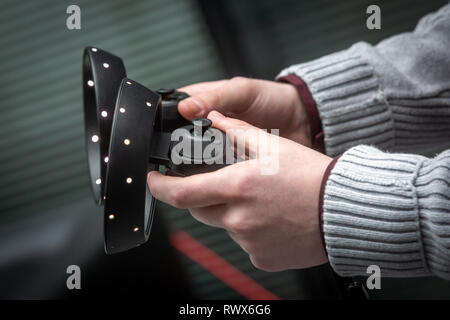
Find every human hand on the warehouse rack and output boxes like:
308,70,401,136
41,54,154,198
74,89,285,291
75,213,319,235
148,111,331,271
177,77,312,147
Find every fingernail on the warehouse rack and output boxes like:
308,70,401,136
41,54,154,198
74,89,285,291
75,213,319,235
209,110,225,119
189,98,205,117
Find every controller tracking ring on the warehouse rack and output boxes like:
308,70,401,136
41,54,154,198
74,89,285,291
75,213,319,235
103,78,161,254
83,46,126,205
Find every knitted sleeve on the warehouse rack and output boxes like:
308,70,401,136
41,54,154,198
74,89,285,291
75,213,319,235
278,3,450,279
323,146,450,279
277,4,450,157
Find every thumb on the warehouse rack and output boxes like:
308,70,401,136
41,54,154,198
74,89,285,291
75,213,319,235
178,88,223,120
178,78,254,120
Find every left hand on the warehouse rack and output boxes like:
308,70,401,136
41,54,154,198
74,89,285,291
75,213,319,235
147,111,332,271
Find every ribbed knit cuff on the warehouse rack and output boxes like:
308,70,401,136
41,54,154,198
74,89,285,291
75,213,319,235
278,51,395,157
318,155,341,256
277,74,324,151
323,145,431,278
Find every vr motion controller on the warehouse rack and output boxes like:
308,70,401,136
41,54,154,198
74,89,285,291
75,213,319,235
83,47,235,254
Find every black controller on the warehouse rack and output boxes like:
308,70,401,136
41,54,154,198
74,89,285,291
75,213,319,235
83,47,235,254
150,88,231,176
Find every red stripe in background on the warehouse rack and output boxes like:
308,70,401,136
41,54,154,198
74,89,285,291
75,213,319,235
169,230,280,300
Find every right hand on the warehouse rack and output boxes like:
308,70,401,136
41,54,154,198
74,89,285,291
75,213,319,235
178,77,312,147
148,111,331,271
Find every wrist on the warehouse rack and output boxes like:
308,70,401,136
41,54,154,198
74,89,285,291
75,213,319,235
283,82,312,147
318,155,342,257
295,145,333,267
277,74,323,151
311,153,334,266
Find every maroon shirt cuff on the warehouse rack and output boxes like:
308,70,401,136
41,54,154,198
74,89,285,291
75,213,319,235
318,155,342,255
277,74,324,151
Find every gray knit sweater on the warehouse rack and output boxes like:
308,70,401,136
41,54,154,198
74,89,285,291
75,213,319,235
278,3,450,279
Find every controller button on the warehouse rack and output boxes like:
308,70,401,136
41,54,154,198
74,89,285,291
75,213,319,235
156,88,175,98
192,118,212,137
173,92,189,100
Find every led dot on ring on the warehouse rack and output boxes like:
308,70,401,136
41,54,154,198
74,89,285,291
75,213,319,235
104,156,109,163
95,178,101,185
87,80,94,87
124,139,130,145
91,135,99,143
146,102,152,107
133,227,139,232
103,63,109,68
119,107,125,113
108,214,115,220
126,81,132,85
101,110,108,118
91,48,98,52
126,177,133,184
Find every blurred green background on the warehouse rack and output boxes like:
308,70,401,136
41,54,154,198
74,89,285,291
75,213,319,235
0,0,449,299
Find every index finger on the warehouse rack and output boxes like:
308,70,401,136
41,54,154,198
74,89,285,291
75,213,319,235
147,169,231,209
178,80,228,96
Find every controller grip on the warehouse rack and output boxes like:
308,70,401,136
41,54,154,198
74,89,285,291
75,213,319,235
158,89,190,132
159,99,190,132
169,162,229,176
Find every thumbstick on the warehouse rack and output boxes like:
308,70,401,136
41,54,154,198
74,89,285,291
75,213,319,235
156,88,175,99
192,118,212,137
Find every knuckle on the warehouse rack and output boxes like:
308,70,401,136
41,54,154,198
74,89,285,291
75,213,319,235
249,255,279,272
224,214,241,232
169,188,188,208
229,76,249,87
237,240,253,254
228,76,259,101
232,172,254,197
224,214,252,234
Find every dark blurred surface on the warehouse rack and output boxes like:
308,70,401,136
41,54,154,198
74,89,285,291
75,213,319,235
0,0,449,299
0,200,191,299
